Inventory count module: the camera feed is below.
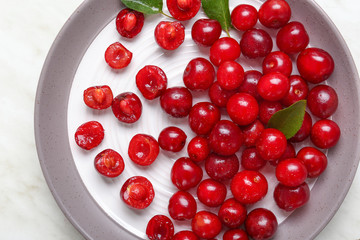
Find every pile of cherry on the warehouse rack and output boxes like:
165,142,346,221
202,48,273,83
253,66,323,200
74,0,341,239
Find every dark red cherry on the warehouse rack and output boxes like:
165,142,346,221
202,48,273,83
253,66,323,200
136,65,167,100
112,92,142,123
167,0,201,21
274,182,310,211
205,153,239,181
239,70,262,101
307,85,338,119
258,100,283,125
281,75,309,107
245,208,278,240
297,147,328,178
171,157,203,191
183,58,215,91
240,28,273,59
116,8,144,38
258,0,291,29
209,81,238,108
223,229,249,240
160,87,193,118
158,126,187,152
172,231,199,240
276,21,309,54
188,102,221,135
241,147,267,171
168,191,197,220
191,19,222,47
218,198,247,229
187,136,210,163
146,215,174,240
290,111,312,142
155,21,185,50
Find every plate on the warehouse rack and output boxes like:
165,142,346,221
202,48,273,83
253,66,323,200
35,0,360,239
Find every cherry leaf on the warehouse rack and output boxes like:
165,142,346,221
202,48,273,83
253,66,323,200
120,0,163,14
267,100,307,139
201,0,231,35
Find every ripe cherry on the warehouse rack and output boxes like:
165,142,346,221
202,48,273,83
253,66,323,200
242,119,265,147
262,51,293,77
146,215,174,240
104,42,132,69
191,19,222,47
223,229,249,240
297,147,328,178
256,128,287,161
136,65,167,100
281,75,309,107
197,178,227,207
257,72,290,101
273,182,310,211
172,231,199,240
209,120,244,156
231,4,258,31
188,101,221,135
167,0,201,21
112,92,142,123
160,87,193,118
239,70,262,101
210,37,241,66
158,126,187,152
277,142,296,164
191,211,222,239
290,111,312,143
94,149,125,178
258,100,283,125
230,170,268,204
208,81,238,108
168,191,197,220
183,58,215,91
155,21,185,50
258,0,291,29
116,8,144,38
311,119,341,149
245,208,278,240
75,121,104,150
128,134,159,166
187,136,210,163
227,93,259,126
218,198,247,229
83,85,113,110
240,28,273,59
241,147,267,171
217,61,245,90
205,153,239,181
171,157,203,191
120,176,154,209
308,85,338,119
297,47,335,84
276,21,309,54
276,158,308,187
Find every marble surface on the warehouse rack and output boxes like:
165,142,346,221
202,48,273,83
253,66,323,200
0,0,359,239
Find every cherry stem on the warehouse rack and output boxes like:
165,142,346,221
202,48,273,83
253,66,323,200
160,11,175,19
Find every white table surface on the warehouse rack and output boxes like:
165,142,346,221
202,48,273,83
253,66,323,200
0,0,359,239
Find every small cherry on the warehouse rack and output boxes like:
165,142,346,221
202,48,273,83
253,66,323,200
94,149,124,178
136,65,167,100
171,157,203,191
104,42,132,69
191,19,222,47
158,126,187,152
231,4,258,31
128,134,159,166
83,85,113,110
146,215,174,240
311,119,340,149
121,176,154,209
116,8,144,38
75,121,104,150
168,191,197,220
112,92,142,123
155,21,185,50
245,208,278,240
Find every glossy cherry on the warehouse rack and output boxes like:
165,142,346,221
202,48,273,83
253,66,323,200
231,4,258,31
227,93,259,126
209,81,238,108
75,121,104,150
210,37,241,66
297,147,328,178
240,28,273,59
116,8,144,38
183,57,215,91
230,170,268,204
120,176,154,209
188,102,220,135
290,111,312,142
146,215,174,240
277,142,296,164
171,157,203,190
276,21,309,54
136,65,167,100
242,119,265,147
168,191,197,220
205,153,239,181
281,75,309,107
258,100,283,125
239,70,262,101
262,51,293,76
167,0,201,21
257,72,290,101
256,128,287,161
160,87,193,118
245,208,278,240
172,231,199,240
297,47,335,84
209,120,244,156
217,61,244,90
94,149,124,178
276,158,307,187
258,0,291,29
197,179,227,207
187,136,210,162
155,21,185,50
218,198,247,229
273,182,310,211
241,147,267,171
83,85,113,110
223,229,249,240
191,19,222,47
128,134,159,166
191,211,222,239
104,42,132,69
158,126,187,152
112,92,142,123
311,119,341,149
308,85,338,119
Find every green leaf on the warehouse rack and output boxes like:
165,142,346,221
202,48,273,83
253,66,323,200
120,0,163,14
201,0,231,35
267,100,307,139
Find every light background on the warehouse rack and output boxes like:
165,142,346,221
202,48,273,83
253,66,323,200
0,0,359,239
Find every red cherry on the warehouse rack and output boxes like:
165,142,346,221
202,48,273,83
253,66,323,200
273,182,310,211
245,208,278,240
146,215,174,240
158,126,187,152
276,21,309,54
307,85,338,119
230,170,268,204
257,72,290,102
258,100,283,125
136,65,167,100
277,142,296,164
239,70,263,101
120,176,154,209
290,111,312,142
83,85,113,110
167,0,201,21
173,231,199,240
160,87,193,118
217,61,245,90
104,42,132,69
310,119,340,149
231,4,258,31
262,51,293,77
223,229,249,240
258,0,291,29
183,58,215,91
191,211,222,239
241,147,267,171
112,92,142,123
209,81,238,108
168,191,197,220
197,179,227,207
240,28,273,59
187,136,210,163
227,93,259,126
205,153,239,181
116,8,144,38
281,75,309,107
191,19,222,47
171,157,203,191
242,119,265,147
74,121,104,150
128,134,159,166
218,198,247,229
297,147,328,178
155,21,185,50
94,149,124,178
188,102,221,135
210,37,241,66
256,128,287,161
276,158,308,187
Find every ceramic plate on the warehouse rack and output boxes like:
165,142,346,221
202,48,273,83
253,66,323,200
35,0,360,239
